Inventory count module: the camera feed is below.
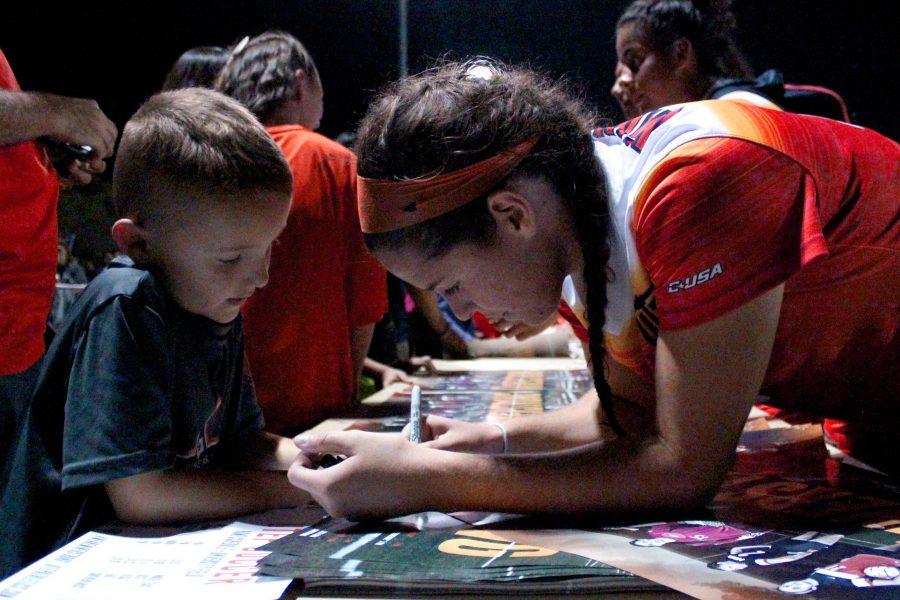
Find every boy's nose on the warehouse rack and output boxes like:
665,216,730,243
252,259,270,289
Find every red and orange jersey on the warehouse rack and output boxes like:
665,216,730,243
567,100,898,426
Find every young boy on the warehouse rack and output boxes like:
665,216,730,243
0,88,310,578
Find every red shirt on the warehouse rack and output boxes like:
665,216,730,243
566,105,898,428
242,126,387,434
0,50,59,375
634,133,898,423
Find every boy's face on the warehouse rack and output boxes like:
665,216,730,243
146,191,290,323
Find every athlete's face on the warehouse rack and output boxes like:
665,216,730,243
615,22,698,114
611,61,640,119
378,234,564,328
374,179,573,328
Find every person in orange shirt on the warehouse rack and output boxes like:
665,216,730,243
216,32,393,435
0,48,116,479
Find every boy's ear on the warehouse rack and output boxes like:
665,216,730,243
111,218,150,264
486,190,536,239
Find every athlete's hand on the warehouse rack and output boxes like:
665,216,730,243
288,431,434,519
402,415,505,454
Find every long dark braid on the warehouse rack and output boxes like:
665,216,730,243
356,59,624,434
565,151,624,436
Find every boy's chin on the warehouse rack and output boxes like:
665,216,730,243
187,303,242,324
211,306,243,324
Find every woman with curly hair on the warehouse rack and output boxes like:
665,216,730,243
288,60,898,519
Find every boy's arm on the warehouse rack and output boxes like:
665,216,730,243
105,469,311,525
226,430,298,471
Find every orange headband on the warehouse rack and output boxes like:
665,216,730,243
357,138,538,234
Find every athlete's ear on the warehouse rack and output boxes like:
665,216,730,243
111,218,150,264
486,190,536,239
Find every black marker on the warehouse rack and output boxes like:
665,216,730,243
319,453,345,469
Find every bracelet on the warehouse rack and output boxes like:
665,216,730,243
489,422,509,454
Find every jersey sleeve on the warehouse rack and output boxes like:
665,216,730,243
343,156,389,327
633,137,828,331
60,296,174,489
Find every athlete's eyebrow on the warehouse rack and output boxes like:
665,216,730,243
425,280,440,292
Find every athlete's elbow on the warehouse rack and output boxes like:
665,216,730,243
670,477,720,510
655,445,728,510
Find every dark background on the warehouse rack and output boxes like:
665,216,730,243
1,0,896,254
3,0,897,137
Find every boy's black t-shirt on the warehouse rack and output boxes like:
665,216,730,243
0,257,264,578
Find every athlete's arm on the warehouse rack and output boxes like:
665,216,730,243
286,285,781,518
413,343,655,454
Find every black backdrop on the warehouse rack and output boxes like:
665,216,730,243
2,0,897,142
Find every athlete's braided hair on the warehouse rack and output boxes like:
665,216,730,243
618,0,752,81
356,59,624,434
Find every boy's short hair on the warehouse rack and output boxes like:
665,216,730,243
112,87,292,224
215,31,318,123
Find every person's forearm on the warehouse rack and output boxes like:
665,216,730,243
227,431,298,471
350,324,375,386
500,392,606,452
105,469,310,525
0,90,58,146
428,435,718,515
363,357,387,377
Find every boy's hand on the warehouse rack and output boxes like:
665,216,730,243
289,431,431,520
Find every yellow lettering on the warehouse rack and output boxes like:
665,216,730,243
438,530,557,558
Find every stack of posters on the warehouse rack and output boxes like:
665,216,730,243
493,440,900,599
255,514,663,596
